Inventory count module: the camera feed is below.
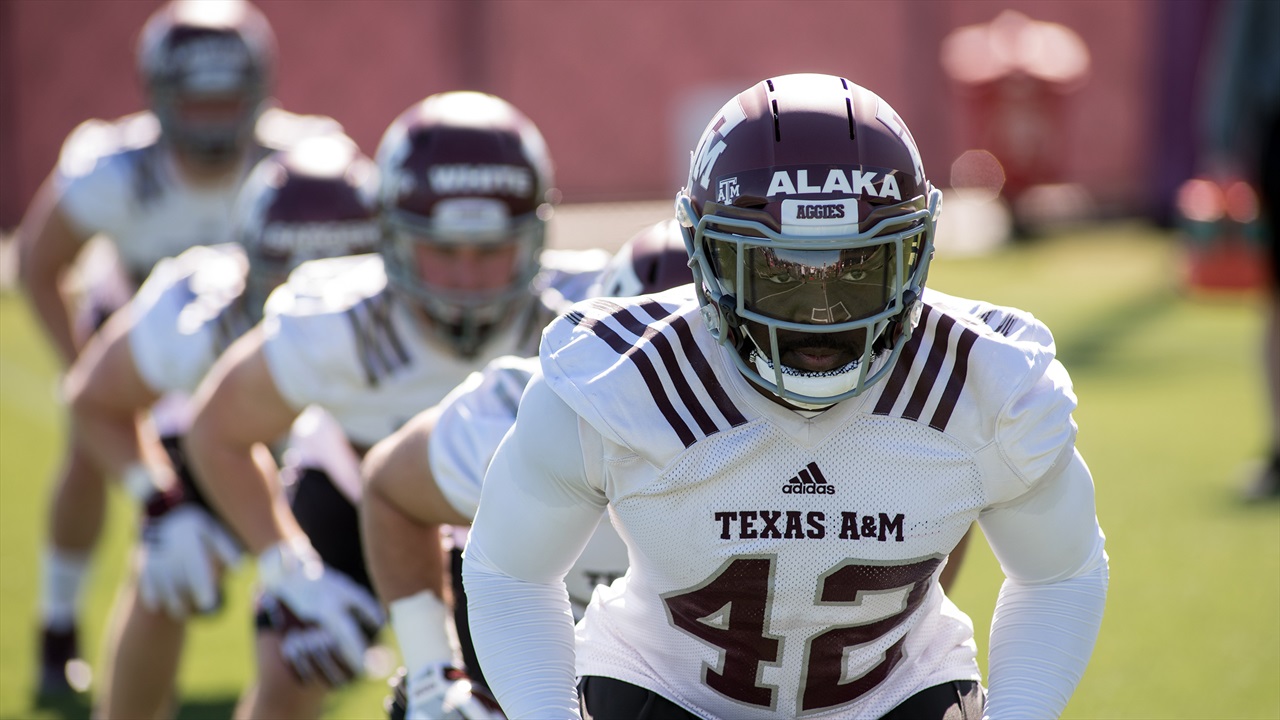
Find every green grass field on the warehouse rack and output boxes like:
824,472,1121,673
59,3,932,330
2,222,1278,719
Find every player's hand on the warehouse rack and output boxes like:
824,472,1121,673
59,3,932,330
405,662,505,720
258,540,384,686
138,501,241,618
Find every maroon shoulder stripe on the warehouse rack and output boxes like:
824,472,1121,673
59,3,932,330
872,304,933,416
928,325,979,432
603,303,721,436
577,308,697,447
638,300,747,428
901,313,957,422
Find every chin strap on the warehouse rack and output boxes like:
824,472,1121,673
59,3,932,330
749,352,853,411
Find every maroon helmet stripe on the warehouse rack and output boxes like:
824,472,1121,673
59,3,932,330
577,309,697,448
928,325,979,432
638,300,747,428
346,294,410,386
872,304,933,416
602,302,721,436
902,313,957,422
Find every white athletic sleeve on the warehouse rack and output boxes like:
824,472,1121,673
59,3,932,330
462,373,608,720
429,356,538,518
978,449,1108,719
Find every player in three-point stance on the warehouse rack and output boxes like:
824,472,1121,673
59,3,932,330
183,91,611,719
463,73,1108,719
16,0,338,694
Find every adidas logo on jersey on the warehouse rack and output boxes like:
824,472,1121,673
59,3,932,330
783,462,835,494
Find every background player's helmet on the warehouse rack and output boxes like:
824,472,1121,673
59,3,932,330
235,134,380,318
676,73,942,407
375,91,556,358
137,0,275,164
592,219,693,297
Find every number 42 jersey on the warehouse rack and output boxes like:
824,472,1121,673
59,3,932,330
533,285,1080,719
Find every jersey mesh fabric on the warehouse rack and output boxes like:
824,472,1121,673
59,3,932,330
543,289,1075,719
577,416,982,719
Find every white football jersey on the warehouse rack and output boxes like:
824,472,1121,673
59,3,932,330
261,250,610,450
125,242,360,491
535,286,1078,719
56,107,342,281
127,243,252,397
430,354,629,618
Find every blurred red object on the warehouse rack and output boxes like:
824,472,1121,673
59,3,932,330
1176,176,1268,292
941,11,1090,204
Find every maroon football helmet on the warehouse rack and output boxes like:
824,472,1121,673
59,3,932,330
594,219,693,297
375,91,556,357
235,134,380,317
137,0,275,164
676,73,942,407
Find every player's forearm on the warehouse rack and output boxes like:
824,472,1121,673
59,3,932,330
70,401,169,490
22,280,77,365
185,433,297,553
983,560,1108,720
360,487,447,605
462,550,582,720
17,184,82,365
364,494,459,672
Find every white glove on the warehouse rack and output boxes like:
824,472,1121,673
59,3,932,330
406,663,505,720
138,502,241,618
258,539,385,686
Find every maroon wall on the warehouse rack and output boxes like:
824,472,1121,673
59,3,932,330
2,0,1175,228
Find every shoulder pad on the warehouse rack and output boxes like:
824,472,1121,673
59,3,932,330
265,253,386,318
921,287,1055,349
540,287,748,465
57,111,160,180
254,107,346,152
531,247,614,316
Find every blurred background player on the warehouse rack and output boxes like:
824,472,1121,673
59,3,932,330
464,73,1107,719
183,91,610,719
14,0,340,694
361,220,692,719
62,134,380,718
1200,0,1280,500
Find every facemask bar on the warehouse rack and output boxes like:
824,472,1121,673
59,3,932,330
381,207,547,356
677,187,940,406
149,60,267,164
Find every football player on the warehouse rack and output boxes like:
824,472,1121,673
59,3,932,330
463,74,1109,719
15,0,339,693
183,91,609,719
1200,0,1280,501
361,219,693,719
62,133,380,718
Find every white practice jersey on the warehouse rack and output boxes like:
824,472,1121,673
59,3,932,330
430,354,628,618
523,285,1078,719
126,242,360,493
261,249,610,450
56,108,342,281
127,244,252,398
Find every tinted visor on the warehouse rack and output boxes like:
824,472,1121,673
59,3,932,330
711,241,898,324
